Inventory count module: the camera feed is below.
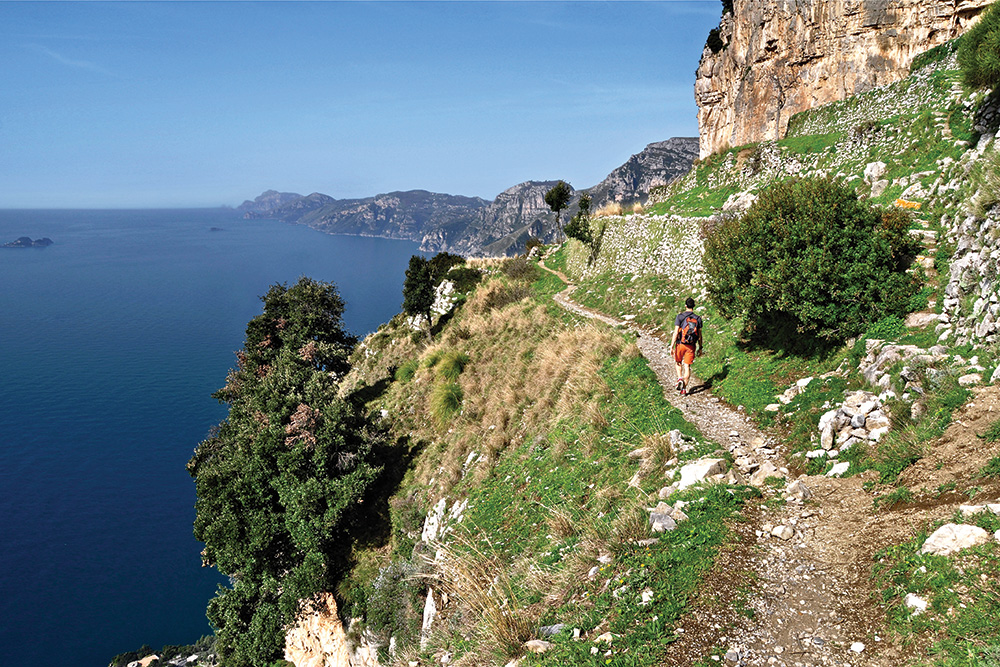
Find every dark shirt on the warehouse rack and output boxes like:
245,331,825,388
674,310,703,344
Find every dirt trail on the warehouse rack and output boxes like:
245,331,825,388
539,261,912,667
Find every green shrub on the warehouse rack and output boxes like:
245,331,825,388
428,252,466,282
979,417,1000,443
502,256,539,282
703,177,921,343
447,266,482,293
959,2,1000,88
430,381,463,425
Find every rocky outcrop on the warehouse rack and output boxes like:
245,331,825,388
2,236,53,248
585,138,699,206
238,189,304,215
695,0,992,158
429,180,565,256
284,593,380,667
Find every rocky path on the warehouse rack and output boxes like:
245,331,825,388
540,261,901,667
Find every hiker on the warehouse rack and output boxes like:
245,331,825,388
670,297,703,396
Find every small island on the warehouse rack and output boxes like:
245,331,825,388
2,237,53,248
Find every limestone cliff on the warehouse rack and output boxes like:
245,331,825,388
284,593,380,667
695,0,993,158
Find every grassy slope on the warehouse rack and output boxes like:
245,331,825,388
338,260,760,667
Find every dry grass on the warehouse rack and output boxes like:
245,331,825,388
593,201,624,218
632,202,645,214
635,431,675,482
428,536,536,661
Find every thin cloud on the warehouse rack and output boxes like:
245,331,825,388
29,44,115,76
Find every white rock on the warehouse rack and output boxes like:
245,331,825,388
864,161,887,182
820,424,835,450
827,462,850,477
806,449,828,459
750,460,783,487
850,642,865,653
960,504,987,517
904,593,928,615
771,525,794,540
525,640,554,654
921,523,991,556
786,479,813,501
869,427,889,442
959,373,983,386
764,403,781,412
677,458,727,490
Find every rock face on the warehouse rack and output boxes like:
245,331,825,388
432,180,564,256
586,138,699,206
284,593,380,667
695,0,992,158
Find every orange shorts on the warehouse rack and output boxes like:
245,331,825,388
674,343,695,365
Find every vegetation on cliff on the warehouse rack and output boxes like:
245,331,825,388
188,277,381,667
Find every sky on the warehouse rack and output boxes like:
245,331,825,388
0,1,722,208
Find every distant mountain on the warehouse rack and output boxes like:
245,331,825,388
241,137,698,255
237,190,304,216
242,190,490,243
586,138,699,206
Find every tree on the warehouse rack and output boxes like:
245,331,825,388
703,177,921,343
188,277,378,667
402,255,435,333
564,192,592,245
958,1,1000,89
544,181,573,237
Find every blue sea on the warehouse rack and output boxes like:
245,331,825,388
0,209,419,666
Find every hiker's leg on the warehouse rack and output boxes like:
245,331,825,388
681,362,691,387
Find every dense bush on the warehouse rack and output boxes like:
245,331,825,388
959,2,1000,88
188,278,379,667
704,177,921,342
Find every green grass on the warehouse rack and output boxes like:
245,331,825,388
872,513,1000,666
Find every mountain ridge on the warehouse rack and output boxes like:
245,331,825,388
238,137,698,256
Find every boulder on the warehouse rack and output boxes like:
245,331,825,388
677,458,727,490
786,479,813,501
920,523,991,556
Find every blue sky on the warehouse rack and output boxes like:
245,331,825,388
1,1,721,208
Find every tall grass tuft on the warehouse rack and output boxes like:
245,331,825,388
435,350,470,381
430,381,463,426
429,536,536,660
593,201,623,218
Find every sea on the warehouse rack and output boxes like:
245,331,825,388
0,209,420,666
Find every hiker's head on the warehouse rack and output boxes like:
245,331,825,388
685,297,695,309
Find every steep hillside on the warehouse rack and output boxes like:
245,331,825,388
696,0,992,157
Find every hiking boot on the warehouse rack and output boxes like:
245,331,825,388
675,378,684,391
680,387,688,396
